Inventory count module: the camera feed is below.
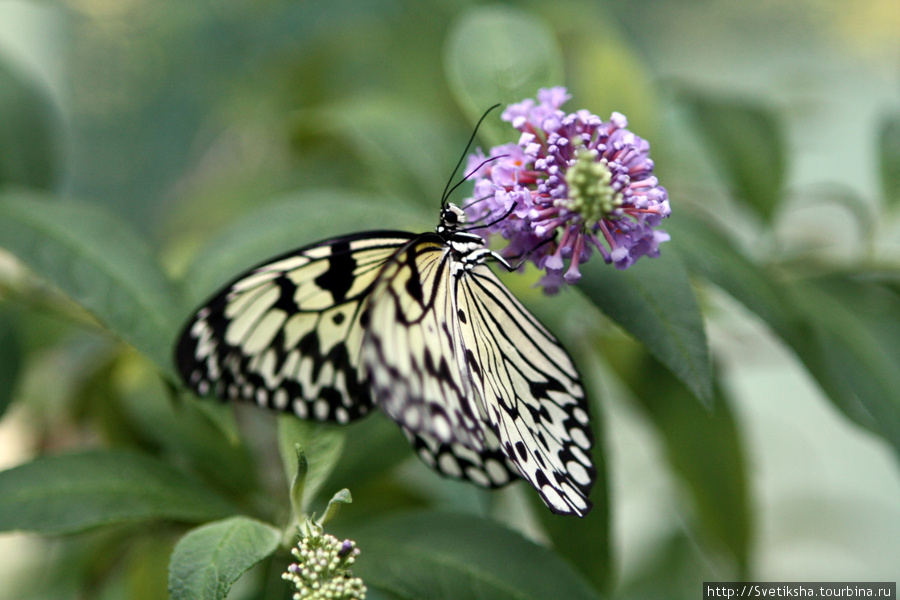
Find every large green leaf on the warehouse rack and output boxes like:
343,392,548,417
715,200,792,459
168,516,281,600
0,449,239,534
444,5,564,146
620,350,752,573
786,276,900,452
0,192,182,373
302,100,465,206
878,111,900,209
0,305,23,419
670,210,900,455
343,511,605,600
579,248,712,406
0,60,59,190
668,210,799,340
679,91,786,222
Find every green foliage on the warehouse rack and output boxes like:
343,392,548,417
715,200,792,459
0,59,59,190
168,517,281,600
670,212,900,456
0,192,181,373
579,248,712,406
614,349,752,573
445,5,565,146
0,306,23,419
677,90,786,222
344,512,604,600
879,112,900,209
0,1,897,599
0,450,239,534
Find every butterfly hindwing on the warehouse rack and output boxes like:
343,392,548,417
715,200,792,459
456,266,595,516
361,234,521,488
361,234,490,452
360,233,593,512
175,231,413,423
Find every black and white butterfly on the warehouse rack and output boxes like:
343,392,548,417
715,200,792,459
175,138,595,517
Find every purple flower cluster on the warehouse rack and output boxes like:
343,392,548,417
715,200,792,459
463,87,670,292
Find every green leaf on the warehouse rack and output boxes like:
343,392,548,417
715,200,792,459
619,350,752,573
540,2,660,134
182,191,430,308
444,6,564,146
532,378,612,592
0,60,59,190
343,511,604,600
168,516,281,600
121,379,258,500
669,210,900,454
0,305,23,419
0,449,239,534
579,249,712,406
785,277,900,453
679,91,786,222
668,210,799,340
304,99,464,205
277,416,346,513
878,112,900,209
287,444,309,523
0,191,182,373
318,488,352,527
317,417,417,511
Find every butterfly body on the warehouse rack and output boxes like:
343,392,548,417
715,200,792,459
176,202,595,515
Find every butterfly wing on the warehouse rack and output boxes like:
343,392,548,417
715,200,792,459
455,265,595,516
175,231,413,423
361,234,520,487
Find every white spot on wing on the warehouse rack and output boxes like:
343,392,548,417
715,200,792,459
438,452,462,477
486,459,510,485
570,427,590,450
567,461,591,486
314,399,329,420
540,485,569,513
274,389,289,410
465,467,490,487
293,399,308,418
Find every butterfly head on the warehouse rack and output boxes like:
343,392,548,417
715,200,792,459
437,203,467,235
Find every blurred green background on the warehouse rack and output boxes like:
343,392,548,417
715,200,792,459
0,0,898,598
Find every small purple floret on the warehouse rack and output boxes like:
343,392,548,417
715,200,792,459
337,540,354,559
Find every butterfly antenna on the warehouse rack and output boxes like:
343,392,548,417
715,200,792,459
445,153,508,210
507,236,555,270
461,201,517,234
441,103,501,207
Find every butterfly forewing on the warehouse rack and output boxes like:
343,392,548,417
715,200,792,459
455,266,595,516
176,231,413,423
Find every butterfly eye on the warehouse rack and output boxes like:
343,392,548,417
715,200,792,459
441,204,467,230
440,208,456,225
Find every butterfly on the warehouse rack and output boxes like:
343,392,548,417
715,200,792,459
174,121,595,516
